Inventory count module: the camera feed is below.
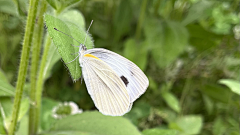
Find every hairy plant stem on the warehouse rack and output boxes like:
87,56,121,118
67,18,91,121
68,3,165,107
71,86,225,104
8,0,39,134
29,0,47,135
34,35,52,134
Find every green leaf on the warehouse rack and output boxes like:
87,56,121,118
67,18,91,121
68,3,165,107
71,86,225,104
39,131,97,135
18,98,29,121
46,0,82,13
45,14,93,81
200,84,231,103
0,97,12,129
123,38,148,70
0,70,15,96
59,9,85,28
158,108,177,123
42,111,141,135
0,0,18,16
182,1,213,25
46,0,57,9
227,117,239,129
0,97,29,131
142,128,178,135
169,115,203,135
16,115,28,135
212,117,227,135
218,79,240,95
145,19,188,68
187,24,221,51
162,92,181,113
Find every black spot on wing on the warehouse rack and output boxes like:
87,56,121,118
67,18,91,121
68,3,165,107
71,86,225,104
120,76,129,86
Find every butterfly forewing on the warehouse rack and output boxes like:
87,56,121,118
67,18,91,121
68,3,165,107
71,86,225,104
81,55,130,116
84,48,149,103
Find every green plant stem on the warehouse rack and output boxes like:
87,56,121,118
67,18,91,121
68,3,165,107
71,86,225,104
135,0,148,40
179,77,191,116
29,0,47,134
8,0,39,134
34,35,51,134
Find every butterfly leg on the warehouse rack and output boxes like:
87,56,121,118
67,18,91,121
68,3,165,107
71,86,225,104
66,54,80,64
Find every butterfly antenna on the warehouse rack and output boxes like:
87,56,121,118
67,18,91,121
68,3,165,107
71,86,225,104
54,28,81,44
83,20,93,45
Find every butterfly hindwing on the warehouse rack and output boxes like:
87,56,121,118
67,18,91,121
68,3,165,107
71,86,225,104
81,54,131,116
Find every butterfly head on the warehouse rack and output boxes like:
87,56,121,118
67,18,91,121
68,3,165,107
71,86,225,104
79,44,87,52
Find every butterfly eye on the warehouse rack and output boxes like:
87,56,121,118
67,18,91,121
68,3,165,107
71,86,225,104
80,44,87,51
83,45,87,50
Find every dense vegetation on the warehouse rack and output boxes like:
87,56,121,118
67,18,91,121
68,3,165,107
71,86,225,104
0,0,239,135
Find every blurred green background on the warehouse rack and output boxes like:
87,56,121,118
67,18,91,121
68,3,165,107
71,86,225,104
0,0,239,135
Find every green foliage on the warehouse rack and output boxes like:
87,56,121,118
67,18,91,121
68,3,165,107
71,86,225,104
145,19,188,68
201,84,231,103
124,101,151,125
219,79,240,95
45,13,93,81
142,128,178,135
46,0,82,14
123,38,148,70
16,115,28,135
162,92,181,113
41,111,141,135
113,0,132,42
0,0,239,135
0,0,18,16
0,97,29,132
0,69,15,96
169,115,203,135
187,24,222,51
182,1,213,25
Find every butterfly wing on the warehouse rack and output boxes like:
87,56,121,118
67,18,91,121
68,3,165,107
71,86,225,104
81,54,130,116
84,48,149,103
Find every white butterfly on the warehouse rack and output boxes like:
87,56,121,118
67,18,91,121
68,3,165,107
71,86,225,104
55,21,149,116
79,45,149,116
